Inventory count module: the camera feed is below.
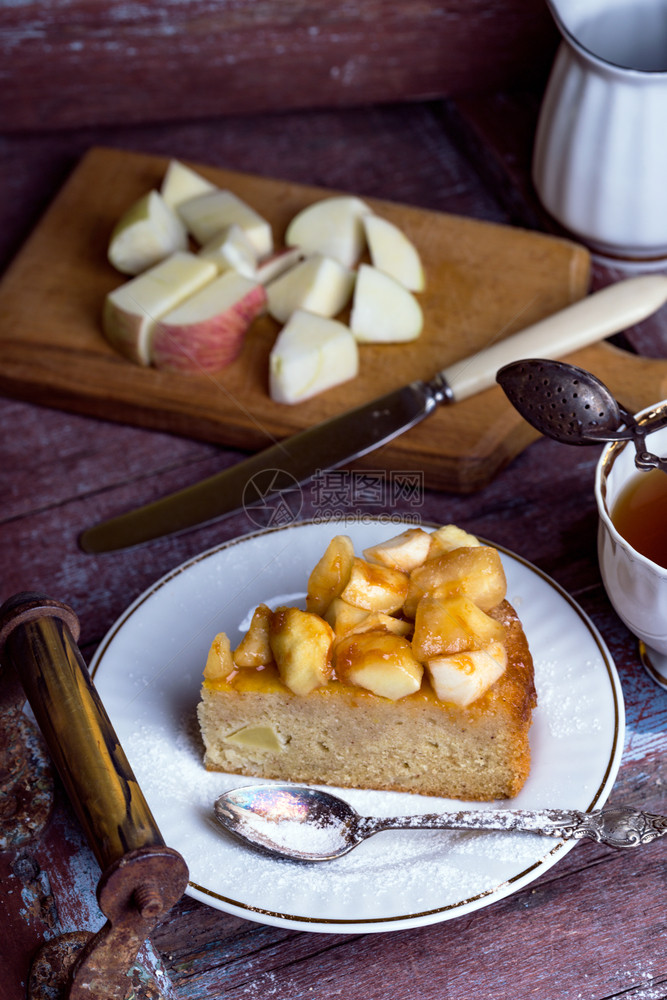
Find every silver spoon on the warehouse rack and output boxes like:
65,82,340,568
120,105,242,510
496,358,667,472
213,784,667,862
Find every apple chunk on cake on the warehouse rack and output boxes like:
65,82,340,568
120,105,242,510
269,607,334,696
335,631,423,700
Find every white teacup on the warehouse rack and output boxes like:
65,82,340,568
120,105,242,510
595,401,667,689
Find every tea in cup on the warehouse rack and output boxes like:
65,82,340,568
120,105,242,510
595,401,667,689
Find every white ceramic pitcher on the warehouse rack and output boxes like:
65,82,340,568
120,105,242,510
533,0,667,263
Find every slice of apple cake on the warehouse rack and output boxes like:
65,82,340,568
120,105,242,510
196,525,537,801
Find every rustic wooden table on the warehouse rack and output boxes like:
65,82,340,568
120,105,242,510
1,68,666,1000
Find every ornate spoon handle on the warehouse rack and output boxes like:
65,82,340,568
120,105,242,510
359,805,667,849
564,806,667,848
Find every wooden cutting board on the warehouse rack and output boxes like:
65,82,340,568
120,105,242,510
2,146,667,492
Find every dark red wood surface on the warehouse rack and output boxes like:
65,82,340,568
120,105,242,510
2,33,667,1000
1,1,558,131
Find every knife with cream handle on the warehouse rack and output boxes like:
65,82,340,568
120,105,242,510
80,275,667,553
441,274,667,399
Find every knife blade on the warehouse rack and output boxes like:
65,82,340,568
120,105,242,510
80,275,667,553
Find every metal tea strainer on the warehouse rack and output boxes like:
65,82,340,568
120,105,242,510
496,359,667,472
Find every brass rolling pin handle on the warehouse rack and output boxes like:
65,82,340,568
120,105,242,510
0,592,189,1000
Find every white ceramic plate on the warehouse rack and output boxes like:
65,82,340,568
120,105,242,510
91,519,625,934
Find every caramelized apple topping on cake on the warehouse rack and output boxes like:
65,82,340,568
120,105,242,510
203,525,512,708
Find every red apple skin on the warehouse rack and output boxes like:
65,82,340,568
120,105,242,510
150,284,267,373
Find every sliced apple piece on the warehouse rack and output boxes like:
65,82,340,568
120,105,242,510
323,597,369,634
404,546,507,617
335,631,423,700
200,237,303,285
363,214,425,291
336,611,412,642
149,270,267,373
284,195,372,268
160,159,217,209
203,632,235,681
269,310,359,404
326,602,412,641
350,264,423,343
107,190,188,276
255,247,305,285
363,527,432,573
269,606,334,696
412,593,506,661
198,224,258,277
103,251,217,365
306,534,355,617
428,524,481,558
430,547,507,612
340,558,409,614
233,603,273,667
426,641,507,707
178,189,273,256
265,254,354,324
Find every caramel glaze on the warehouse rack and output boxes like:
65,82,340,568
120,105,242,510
203,600,536,725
